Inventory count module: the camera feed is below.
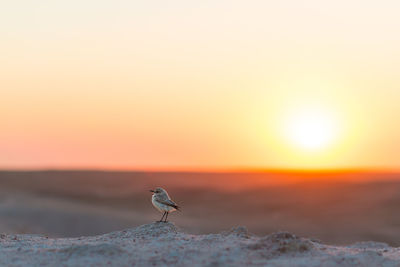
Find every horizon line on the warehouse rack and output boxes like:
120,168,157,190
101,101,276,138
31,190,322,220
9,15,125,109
0,167,399,174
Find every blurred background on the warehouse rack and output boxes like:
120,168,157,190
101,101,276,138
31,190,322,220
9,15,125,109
1,170,400,246
2,1,400,247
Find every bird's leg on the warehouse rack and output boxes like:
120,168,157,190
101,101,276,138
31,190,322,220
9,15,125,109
164,212,169,222
159,211,166,222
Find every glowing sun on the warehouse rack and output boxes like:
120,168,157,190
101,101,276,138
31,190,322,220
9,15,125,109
284,108,338,150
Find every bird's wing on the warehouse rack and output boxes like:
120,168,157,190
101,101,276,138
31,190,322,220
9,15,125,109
157,198,180,211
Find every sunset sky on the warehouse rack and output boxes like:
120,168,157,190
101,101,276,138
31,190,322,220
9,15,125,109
1,1,400,170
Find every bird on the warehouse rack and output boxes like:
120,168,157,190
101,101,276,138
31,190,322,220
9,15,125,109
150,187,180,222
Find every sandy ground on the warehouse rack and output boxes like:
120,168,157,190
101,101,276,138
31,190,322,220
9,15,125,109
1,222,400,267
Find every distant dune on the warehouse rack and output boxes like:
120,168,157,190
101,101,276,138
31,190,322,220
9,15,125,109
0,222,399,266
0,171,400,246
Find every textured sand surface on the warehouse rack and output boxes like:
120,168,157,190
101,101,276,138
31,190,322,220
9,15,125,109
1,222,400,267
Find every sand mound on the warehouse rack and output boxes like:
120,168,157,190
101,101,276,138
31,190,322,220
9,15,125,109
0,222,399,266
246,231,315,257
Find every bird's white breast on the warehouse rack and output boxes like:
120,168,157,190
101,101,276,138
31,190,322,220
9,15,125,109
152,195,176,212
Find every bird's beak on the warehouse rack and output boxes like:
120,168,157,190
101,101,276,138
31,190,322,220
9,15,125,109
149,190,155,193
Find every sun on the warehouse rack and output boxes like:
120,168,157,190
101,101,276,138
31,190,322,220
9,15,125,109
284,108,337,151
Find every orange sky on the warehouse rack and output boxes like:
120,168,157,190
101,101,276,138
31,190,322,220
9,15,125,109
1,1,400,170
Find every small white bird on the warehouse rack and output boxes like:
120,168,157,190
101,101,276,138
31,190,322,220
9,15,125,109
150,187,180,222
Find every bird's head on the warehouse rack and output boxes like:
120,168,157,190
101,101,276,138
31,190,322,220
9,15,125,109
149,187,166,195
